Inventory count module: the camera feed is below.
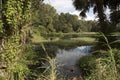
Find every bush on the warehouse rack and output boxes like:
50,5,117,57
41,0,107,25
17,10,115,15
113,49,120,70
77,48,120,80
76,55,96,77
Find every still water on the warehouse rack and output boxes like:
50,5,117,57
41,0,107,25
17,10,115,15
55,46,92,78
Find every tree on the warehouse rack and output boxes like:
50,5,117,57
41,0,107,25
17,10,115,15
55,13,79,32
61,23,73,33
73,0,120,33
73,0,107,33
73,0,120,49
32,3,58,33
107,0,120,26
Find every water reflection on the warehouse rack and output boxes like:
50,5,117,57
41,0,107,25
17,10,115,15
56,46,92,65
55,46,92,78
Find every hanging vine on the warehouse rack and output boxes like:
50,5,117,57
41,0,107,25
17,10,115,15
0,0,31,80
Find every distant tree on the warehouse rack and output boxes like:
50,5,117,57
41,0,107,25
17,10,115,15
61,23,73,33
32,3,58,32
47,23,56,32
55,13,80,32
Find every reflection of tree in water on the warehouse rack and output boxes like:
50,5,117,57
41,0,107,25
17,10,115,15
56,46,92,79
33,43,58,58
58,65,81,79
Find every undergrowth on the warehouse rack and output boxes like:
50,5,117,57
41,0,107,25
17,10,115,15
26,33,120,80
77,33,120,80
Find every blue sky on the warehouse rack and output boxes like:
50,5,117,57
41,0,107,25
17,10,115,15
43,0,96,20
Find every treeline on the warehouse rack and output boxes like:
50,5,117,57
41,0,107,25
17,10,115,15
32,3,100,33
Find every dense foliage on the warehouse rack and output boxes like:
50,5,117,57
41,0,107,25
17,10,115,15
0,0,31,79
0,0,119,80
32,3,99,34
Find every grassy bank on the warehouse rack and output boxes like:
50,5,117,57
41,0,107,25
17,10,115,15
32,32,97,49
76,49,120,80
76,34,120,80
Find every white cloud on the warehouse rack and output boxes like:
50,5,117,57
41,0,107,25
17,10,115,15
44,0,75,13
86,13,96,20
105,8,110,20
43,0,96,20
69,11,79,17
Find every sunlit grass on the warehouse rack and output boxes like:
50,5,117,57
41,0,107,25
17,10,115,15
32,32,97,47
70,37,96,42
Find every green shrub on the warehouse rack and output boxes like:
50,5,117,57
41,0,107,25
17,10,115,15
76,55,96,77
77,48,120,80
113,49,120,70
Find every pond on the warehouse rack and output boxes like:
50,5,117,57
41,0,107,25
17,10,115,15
55,46,92,79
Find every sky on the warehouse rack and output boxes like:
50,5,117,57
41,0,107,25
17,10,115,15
43,0,96,20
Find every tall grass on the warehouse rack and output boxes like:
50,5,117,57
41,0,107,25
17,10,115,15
38,44,61,80
37,44,83,80
99,33,117,79
30,33,120,80
77,33,120,80
87,33,119,80
37,56,58,80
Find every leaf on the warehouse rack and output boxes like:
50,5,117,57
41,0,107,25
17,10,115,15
80,11,86,18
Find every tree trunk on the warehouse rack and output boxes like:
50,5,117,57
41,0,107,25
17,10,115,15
95,0,107,34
